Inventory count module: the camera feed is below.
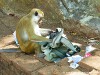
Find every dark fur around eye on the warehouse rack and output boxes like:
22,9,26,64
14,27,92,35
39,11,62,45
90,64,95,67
35,11,38,16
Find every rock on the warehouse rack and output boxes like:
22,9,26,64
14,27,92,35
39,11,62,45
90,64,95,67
79,56,100,71
89,69,100,75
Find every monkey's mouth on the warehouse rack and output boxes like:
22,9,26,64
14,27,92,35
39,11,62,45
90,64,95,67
38,18,43,25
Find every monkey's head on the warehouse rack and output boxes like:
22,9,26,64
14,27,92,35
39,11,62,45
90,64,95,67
29,8,44,24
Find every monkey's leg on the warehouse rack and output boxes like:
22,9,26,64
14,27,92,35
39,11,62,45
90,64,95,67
19,40,40,54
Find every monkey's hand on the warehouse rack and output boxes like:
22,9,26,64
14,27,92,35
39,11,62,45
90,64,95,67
40,28,54,36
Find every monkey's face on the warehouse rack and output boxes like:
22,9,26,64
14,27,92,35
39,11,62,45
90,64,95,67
30,8,44,25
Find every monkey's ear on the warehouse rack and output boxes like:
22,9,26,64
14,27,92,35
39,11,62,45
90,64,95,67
35,11,38,16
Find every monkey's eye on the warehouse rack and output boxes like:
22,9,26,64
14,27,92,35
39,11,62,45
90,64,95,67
35,11,38,16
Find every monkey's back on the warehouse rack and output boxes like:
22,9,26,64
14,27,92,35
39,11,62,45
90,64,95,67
16,16,40,53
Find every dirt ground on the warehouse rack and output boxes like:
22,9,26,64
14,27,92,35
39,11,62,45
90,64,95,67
0,9,100,75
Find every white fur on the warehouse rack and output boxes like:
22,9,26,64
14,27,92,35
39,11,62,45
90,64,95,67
31,15,41,36
32,15,40,23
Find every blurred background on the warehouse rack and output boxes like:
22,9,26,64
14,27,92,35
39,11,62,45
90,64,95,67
0,0,100,39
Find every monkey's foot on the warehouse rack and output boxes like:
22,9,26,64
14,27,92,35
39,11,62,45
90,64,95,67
37,53,45,58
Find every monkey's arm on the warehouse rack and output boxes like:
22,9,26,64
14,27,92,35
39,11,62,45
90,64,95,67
30,34,52,42
40,28,53,36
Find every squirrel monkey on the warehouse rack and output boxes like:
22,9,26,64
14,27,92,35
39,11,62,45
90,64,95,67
16,8,51,54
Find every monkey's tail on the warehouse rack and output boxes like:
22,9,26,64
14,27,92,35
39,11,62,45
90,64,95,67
0,41,21,53
0,49,21,53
